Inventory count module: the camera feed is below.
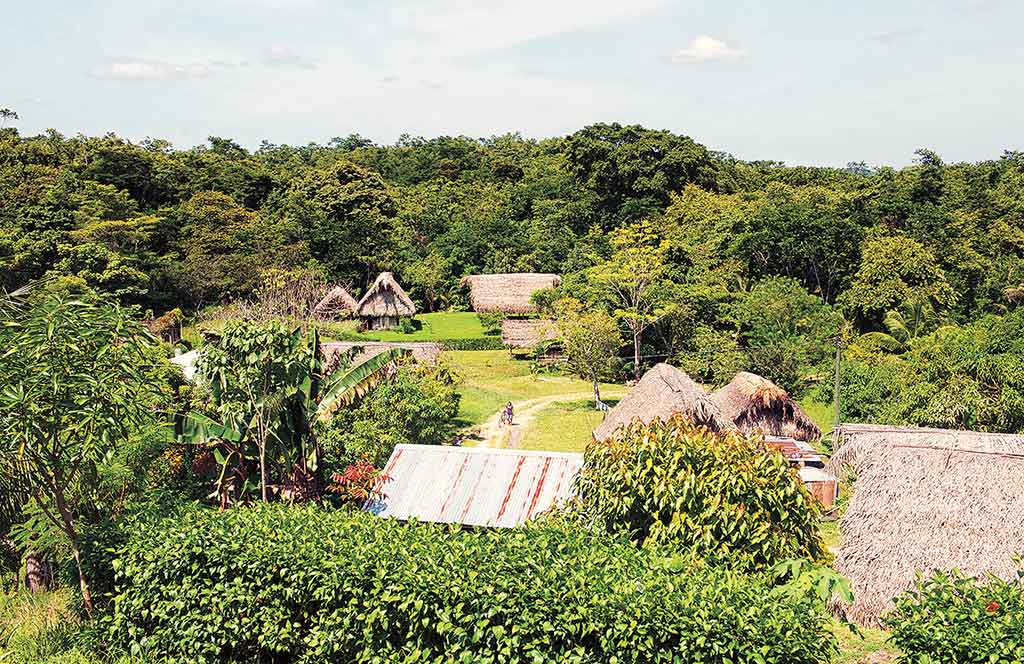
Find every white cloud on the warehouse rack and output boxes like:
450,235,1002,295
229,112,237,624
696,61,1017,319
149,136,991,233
671,35,746,64
89,60,212,80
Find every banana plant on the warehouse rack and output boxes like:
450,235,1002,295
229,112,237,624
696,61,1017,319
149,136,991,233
179,321,409,504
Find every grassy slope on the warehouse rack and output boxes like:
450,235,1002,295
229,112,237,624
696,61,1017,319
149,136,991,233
518,398,620,453
447,351,622,428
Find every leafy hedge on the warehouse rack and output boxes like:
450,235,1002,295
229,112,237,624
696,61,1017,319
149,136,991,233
886,567,1024,663
571,418,828,571
109,505,838,663
441,337,505,351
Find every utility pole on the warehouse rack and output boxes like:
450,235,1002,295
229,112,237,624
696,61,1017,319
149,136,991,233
832,334,843,431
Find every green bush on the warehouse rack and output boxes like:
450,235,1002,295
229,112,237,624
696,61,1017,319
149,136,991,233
108,504,838,663
886,567,1024,663
317,365,460,468
441,337,505,351
476,312,506,336
570,418,828,570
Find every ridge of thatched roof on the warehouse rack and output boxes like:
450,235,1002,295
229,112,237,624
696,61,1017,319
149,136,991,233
312,285,358,319
710,371,821,442
828,423,1024,627
593,363,728,441
461,273,561,314
356,272,416,318
501,318,558,349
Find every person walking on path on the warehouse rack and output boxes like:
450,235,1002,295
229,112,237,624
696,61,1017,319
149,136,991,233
503,401,514,426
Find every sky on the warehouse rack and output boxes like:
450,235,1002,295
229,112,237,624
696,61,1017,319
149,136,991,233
2,0,1022,167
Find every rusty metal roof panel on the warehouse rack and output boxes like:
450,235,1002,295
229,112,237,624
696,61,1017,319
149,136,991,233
366,444,583,528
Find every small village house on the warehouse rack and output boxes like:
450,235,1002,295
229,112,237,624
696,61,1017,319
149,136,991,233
461,273,561,314
312,285,359,320
500,318,560,359
356,272,416,330
827,423,1024,626
711,371,822,442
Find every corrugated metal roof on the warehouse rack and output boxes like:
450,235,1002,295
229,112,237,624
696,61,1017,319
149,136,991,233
366,444,583,528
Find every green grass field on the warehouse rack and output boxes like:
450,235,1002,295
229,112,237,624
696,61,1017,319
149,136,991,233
447,351,623,428
518,399,620,453
356,312,487,341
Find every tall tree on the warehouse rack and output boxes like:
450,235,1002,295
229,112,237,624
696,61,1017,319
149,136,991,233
555,298,621,407
589,220,675,379
0,289,166,615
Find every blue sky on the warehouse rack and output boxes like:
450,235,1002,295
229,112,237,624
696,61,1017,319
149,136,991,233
2,0,1022,166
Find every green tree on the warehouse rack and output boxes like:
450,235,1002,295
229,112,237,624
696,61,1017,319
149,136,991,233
288,161,397,284
0,289,166,615
589,220,675,379
554,298,621,407
841,234,955,322
183,322,408,502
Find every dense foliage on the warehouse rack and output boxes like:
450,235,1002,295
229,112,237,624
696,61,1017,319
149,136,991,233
4,123,1020,424
0,288,180,613
885,567,1024,663
570,418,828,571
317,363,461,467
108,503,839,664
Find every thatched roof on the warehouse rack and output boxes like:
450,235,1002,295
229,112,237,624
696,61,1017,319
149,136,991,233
593,363,728,441
312,285,358,320
356,272,416,319
320,342,441,366
501,319,558,349
461,273,561,314
828,423,1024,627
710,372,821,442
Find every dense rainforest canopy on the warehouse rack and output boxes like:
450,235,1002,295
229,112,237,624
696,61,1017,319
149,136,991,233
2,122,1022,430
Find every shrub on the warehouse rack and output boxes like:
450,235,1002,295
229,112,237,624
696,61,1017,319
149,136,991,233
108,504,838,663
441,337,505,351
886,567,1024,663
317,365,460,468
476,311,506,336
569,417,828,570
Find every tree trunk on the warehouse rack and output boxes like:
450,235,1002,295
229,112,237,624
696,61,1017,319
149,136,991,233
260,442,269,502
633,331,642,380
24,552,52,593
593,379,601,409
53,491,93,617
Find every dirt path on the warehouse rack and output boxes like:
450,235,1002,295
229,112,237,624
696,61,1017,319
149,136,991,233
473,391,623,449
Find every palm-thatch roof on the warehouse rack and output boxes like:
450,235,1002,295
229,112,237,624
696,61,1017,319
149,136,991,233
461,273,561,314
827,423,1024,627
356,272,416,319
501,319,558,349
710,372,821,442
320,342,441,366
593,363,728,441
312,285,358,320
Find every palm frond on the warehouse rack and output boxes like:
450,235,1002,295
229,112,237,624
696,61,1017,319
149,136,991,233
316,348,410,422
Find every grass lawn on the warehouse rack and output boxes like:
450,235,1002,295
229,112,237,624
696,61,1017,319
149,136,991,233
447,351,624,428
518,399,620,453
356,312,488,341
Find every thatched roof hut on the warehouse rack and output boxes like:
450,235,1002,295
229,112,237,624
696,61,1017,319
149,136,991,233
312,285,358,320
593,363,727,441
501,319,558,349
710,372,821,442
461,273,561,314
356,272,416,330
827,423,1024,627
